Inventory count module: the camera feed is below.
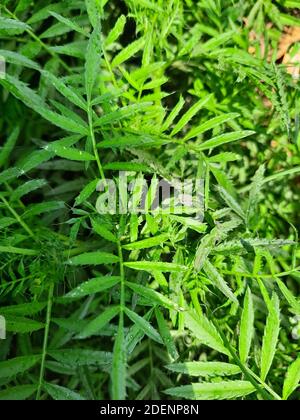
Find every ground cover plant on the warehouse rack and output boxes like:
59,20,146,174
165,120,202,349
0,0,300,401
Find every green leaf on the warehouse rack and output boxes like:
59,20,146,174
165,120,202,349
164,380,255,400
42,70,87,110
11,179,47,202
155,308,179,360
23,201,65,218
184,113,240,140
124,261,186,273
123,234,169,250
112,314,127,400
103,162,152,173
0,246,38,256
126,281,180,311
85,26,102,101
276,278,300,315
112,37,145,68
50,12,87,36
47,145,95,161
217,185,246,220
74,179,99,206
171,95,212,136
67,252,119,266
44,383,86,400
48,349,112,368
203,260,238,304
184,310,229,356
0,127,20,168
166,362,241,377
0,167,20,185
5,316,44,333
282,357,300,400
0,355,41,379
0,301,47,316
260,293,281,381
124,307,162,344
161,95,185,132
0,16,30,32
63,276,121,299
18,150,54,173
91,218,118,243
239,288,255,364
77,306,120,339
0,385,37,400
196,130,255,151
105,15,126,46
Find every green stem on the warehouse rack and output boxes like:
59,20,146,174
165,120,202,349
0,193,35,238
87,102,106,184
117,238,125,311
36,282,54,400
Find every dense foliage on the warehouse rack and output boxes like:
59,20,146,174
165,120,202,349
0,0,299,401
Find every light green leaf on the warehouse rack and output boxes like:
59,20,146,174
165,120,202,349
48,349,112,368
184,113,240,140
5,316,44,333
123,234,169,250
184,310,229,356
126,281,180,311
105,15,126,46
47,145,95,161
197,130,255,151
171,95,212,136
260,293,281,381
74,179,98,206
164,380,255,400
85,26,102,101
166,362,241,377
203,260,238,304
282,357,300,400
91,218,118,243
124,261,186,273
112,37,145,68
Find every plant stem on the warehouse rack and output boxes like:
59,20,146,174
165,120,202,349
87,102,106,185
36,282,54,400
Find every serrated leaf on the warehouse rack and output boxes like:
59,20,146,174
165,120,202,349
282,357,300,400
0,127,20,168
123,234,169,250
203,260,238,304
171,95,212,136
44,383,85,400
77,306,120,339
124,307,162,344
91,218,118,243
124,261,186,273
166,362,241,377
0,301,47,316
50,12,87,36
11,179,47,202
196,130,255,151
74,179,98,206
67,251,119,266
0,355,41,379
5,316,44,333
48,349,112,368
63,276,120,299
276,278,300,315
105,15,126,46
164,380,255,400
0,385,37,400
47,145,95,161
260,293,281,381
184,310,229,356
239,287,255,364
85,26,102,101
155,308,179,360
0,16,30,32
184,113,240,140
126,281,180,310
112,37,145,68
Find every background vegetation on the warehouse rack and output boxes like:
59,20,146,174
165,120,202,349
0,0,299,400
